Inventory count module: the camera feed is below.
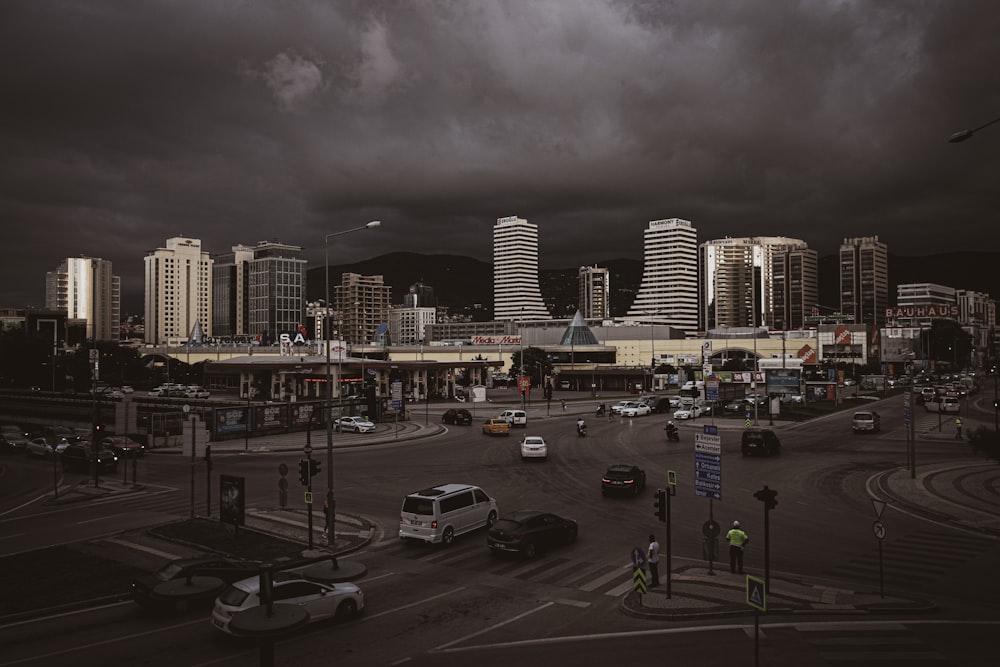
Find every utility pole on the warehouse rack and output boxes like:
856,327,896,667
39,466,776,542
753,485,778,593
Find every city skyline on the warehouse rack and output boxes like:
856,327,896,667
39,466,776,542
2,2,997,311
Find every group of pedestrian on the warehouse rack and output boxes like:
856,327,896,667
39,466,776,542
645,519,749,588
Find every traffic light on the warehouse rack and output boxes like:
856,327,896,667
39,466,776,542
653,488,666,522
309,458,321,477
93,423,103,437
298,459,309,486
754,485,778,511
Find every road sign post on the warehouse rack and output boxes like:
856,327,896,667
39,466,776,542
630,547,648,600
666,470,677,598
695,427,722,575
746,574,767,667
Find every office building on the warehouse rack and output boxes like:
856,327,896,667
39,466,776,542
770,245,818,330
493,216,550,321
246,240,308,340
212,244,255,338
335,273,392,345
578,265,610,320
45,257,120,341
403,282,437,309
389,306,436,345
839,235,889,330
144,237,213,345
626,218,699,334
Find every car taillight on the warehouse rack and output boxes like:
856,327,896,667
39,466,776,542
601,477,610,483
625,478,634,484
431,520,438,529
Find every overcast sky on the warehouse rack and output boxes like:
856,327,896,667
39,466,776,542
2,0,998,313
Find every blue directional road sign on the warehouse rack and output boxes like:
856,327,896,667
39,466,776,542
694,428,722,500
631,546,647,570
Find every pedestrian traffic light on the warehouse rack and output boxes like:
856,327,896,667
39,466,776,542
753,485,778,511
653,488,666,522
298,459,309,486
309,458,321,477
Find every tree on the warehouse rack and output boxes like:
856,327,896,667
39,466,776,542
511,346,553,388
925,319,973,370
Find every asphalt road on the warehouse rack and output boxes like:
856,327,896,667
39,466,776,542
1,394,998,665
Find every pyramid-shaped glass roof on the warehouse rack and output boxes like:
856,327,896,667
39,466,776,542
560,311,599,346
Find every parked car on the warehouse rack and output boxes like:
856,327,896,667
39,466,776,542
723,399,749,414
601,464,647,496
741,428,782,456
119,385,135,394
26,436,71,458
101,435,146,457
519,436,547,460
620,403,652,417
61,444,118,472
852,410,881,433
673,404,704,420
210,572,364,635
334,416,376,433
925,397,960,414
442,409,473,426
482,418,511,436
131,556,262,611
779,393,804,405
487,510,578,558
0,425,30,453
184,386,211,399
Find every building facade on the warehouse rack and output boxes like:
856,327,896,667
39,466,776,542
770,245,818,330
839,235,888,331
44,257,120,341
626,218,699,334
246,241,308,341
144,237,213,344
212,244,254,338
388,306,436,345
334,273,392,345
578,265,610,320
492,216,550,321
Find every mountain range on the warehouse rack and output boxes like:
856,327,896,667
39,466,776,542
307,251,1000,322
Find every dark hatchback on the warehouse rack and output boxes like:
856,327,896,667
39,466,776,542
131,556,262,611
60,444,118,472
741,428,782,457
442,408,473,425
487,510,578,558
601,464,647,496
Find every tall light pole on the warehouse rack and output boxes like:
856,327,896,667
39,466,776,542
949,115,1000,143
324,220,380,547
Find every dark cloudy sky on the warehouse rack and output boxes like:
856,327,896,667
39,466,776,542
2,1,998,313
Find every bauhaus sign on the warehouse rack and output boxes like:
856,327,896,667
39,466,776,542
886,305,959,319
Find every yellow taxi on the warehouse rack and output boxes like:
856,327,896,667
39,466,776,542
482,418,511,436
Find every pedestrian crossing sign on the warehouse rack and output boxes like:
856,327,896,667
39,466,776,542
746,574,766,611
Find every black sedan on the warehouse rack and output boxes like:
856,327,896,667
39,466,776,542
442,408,473,425
601,464,647,496
487,510,578,558
60,444,118,473
130,556,262,611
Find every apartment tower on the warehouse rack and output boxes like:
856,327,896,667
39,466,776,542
626,218,699,333
493,216,550,321
144,237,213,344
839,235,889,330
578,265,610,320
45,257,120,341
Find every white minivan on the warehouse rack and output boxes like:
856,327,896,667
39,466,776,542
399,484,498,545
498,409,527,428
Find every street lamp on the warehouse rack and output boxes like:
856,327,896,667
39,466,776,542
324,220,380,547
948,115,1000,143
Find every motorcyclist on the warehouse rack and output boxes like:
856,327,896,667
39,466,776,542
665,420,678,440
577,418,587,435
595,403,605,416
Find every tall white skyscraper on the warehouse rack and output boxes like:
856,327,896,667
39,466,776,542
144,237,213,344
626,218,699,334
45,257,120,341
493,216,550,321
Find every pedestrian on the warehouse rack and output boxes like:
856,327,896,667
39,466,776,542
725,520,749,574
647,534,660,587
955,417,963,440
561,399,566,410
322,498,330,539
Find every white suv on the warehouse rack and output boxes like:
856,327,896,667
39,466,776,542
399,484,498,545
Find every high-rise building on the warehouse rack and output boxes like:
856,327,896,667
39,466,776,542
246,240,308,340
839,235,888,330
144,237,213,344
627,218,699,333
388,306,436,345
578,265,610,320
335,273,392,345
700,236,813,331
212,244,254,338
770,245,818,330
493,216,550,321
404,282,437,308
44,257,120,341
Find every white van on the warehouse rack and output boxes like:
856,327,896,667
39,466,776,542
498,409,527,428
925,396,960,413
399,484,498,545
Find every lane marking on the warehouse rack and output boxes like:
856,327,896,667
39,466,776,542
76,512,128,524
434,601,554,651
102,537,183,560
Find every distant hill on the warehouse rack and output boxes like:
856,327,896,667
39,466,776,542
310,251,999,320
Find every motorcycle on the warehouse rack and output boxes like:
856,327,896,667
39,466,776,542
595,405,605,417
665,425,679,442
577,424,588,437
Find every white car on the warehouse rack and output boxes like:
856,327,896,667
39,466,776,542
520,436,547,460
611,401,638,415
334,416,376,433
26,437,71,458
210,572,363,635
119,385,135,394
672,405,704,420
620,403,651,417
184,387,211,399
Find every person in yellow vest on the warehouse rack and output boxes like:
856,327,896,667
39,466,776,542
955,417,963,440
726,520,749,574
